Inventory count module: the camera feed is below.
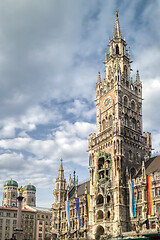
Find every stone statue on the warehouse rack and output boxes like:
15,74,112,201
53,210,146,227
18,186,24,197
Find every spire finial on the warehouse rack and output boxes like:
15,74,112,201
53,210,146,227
116,9,119,17
113,10,122,39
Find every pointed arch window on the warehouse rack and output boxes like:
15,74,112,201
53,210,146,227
124,96,128,107
124,65,128,78
131,101,136,111
116,44,119,54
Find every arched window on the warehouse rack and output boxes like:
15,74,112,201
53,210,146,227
96,194,104,205
124,65,127,78
135,86,138,94
109,115,113,126
107,195,111,204
131,101,135,111
97,210,104,220
124,96,128,107
102,119,106,130
107,211,111,221
116,44,119,54
96,225,104,236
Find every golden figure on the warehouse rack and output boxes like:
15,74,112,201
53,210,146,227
18,186,24,197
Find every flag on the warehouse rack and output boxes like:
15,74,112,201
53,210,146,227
129,180,136,218
148,175,154,215
65,201,70,228
75,198,83,227
86,194,90,216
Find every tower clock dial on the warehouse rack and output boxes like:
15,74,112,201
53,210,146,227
104,97,111,107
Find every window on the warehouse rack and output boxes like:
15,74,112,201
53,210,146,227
116,44,119,54
131,101,135,111
6,219,10,224
96,194,104,205
97,210,103,220
138,191,142,200
6,213,10,217
109,115,113,126
13,220,17,225
138,206,142,216
124,114,129,126
0,212,3,216
102,119,106,130
152,188,155,198
132,119,136,130
14,213,17,218
157,187,160,196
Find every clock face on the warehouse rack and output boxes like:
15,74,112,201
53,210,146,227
104,97,111,107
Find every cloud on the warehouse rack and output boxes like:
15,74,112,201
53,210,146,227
0,0,160,208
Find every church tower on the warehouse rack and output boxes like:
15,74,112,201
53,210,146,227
53,158,66,204
88,11,152,239
2,179,18,207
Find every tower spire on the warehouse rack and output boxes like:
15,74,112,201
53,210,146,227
58,158,64,180
113,10,122,39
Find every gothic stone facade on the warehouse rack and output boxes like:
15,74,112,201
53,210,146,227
51,12,160,240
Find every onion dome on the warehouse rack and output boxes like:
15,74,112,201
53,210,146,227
23,184,36,191
4,179,18,187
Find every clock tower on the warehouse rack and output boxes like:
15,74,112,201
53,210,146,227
88,11,152,239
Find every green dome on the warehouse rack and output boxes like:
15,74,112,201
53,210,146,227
4,180,18,187
23,184,36,191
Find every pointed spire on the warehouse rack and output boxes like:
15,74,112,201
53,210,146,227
113,10,122,39
59,158,63,171
58,158,64,180
73,170,76,186
97,72,101,84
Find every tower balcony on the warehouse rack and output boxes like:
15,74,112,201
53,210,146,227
88,127,112,149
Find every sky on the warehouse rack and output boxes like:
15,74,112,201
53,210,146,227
0,0,160,208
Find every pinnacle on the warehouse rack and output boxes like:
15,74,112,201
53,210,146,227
97,72,101,84
136,70,140,82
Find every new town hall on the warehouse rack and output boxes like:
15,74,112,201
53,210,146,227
51,11,160,240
